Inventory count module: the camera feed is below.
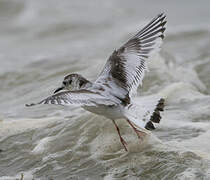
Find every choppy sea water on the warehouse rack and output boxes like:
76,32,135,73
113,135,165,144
0,0,210,179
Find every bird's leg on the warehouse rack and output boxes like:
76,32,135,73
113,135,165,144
112,120,128,151
126,119,147,140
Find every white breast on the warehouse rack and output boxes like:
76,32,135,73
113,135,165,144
83,105,123,120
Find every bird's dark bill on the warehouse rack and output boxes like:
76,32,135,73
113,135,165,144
54,87,64,94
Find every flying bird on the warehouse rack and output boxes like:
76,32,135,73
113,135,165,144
26,13,166,151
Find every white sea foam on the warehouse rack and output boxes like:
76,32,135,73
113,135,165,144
0,117,60,137
31,136,54,155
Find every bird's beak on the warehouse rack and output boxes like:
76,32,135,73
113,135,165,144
54,86,64,94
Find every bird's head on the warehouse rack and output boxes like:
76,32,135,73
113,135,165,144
54,73,91,93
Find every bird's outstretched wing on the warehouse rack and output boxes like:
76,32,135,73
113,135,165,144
96,13,166,96
26,89,117,107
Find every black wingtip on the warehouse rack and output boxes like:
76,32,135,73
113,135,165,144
145,121,155,130
158,12,166,19
150,98,165,124
157,13,167,28
157,98,165,111
150,110,161,123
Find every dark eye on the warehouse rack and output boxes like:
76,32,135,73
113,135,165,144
79,80,85,87
63,81,67,86
69,80,72,84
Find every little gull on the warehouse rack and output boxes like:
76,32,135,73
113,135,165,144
26,13,166,151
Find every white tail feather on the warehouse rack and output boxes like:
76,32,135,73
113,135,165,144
123,95,165,131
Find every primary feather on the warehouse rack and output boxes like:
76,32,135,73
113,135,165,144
96,13,166,96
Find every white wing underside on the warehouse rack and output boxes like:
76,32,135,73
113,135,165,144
26,89,117,107
96,13,166,97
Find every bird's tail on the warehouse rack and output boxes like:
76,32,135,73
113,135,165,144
123,96,165,131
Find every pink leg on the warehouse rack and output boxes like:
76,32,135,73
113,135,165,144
112,120,128,151
126,119,146,140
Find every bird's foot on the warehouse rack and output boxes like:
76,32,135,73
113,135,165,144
126,119,147,140
134,129,147,140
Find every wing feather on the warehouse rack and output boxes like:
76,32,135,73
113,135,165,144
96,13,166,97
26,89,117,107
